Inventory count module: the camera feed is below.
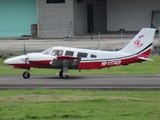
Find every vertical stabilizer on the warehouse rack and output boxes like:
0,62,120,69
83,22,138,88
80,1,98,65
120,28,156,55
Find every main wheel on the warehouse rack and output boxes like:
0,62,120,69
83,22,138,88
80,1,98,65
59,70,68,79
22,71,30,79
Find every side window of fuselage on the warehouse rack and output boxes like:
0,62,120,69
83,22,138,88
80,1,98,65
90,54,97,58
65,51,74,56
77,52,88,58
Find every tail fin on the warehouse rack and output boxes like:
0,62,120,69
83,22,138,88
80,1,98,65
120,28,156,56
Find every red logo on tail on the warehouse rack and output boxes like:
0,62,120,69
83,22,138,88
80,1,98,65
134,39,143,48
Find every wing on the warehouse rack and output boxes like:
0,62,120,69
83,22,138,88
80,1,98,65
50,56,81,69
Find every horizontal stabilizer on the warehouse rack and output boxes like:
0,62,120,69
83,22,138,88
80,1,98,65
138,57,154,61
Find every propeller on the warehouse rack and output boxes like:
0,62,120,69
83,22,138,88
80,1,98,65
23,43,29,69
24,42,26,55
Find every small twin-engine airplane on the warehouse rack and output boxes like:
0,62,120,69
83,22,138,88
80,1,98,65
4,28,156,79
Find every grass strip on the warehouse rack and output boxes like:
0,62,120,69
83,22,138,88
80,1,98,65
0,89,160,120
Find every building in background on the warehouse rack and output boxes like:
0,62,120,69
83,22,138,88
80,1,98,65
0,0,37,37
0,0,160,38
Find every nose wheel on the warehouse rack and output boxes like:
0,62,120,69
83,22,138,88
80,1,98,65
22,71,30,79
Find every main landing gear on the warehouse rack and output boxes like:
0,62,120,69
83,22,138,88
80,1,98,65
22,71,30,79
59,70,68,79
59,61,69,79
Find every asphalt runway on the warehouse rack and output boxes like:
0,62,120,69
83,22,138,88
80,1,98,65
0,75,160,90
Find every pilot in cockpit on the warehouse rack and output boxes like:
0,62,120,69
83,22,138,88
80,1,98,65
52,50,62,56
54,50,60,56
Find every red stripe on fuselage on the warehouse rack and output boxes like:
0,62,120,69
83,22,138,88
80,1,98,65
78,49,151,69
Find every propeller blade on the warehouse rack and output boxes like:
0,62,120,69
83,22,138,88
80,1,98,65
23,43,27,55
23,43,28,69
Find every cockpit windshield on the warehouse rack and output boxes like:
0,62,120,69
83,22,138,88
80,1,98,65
41,47,53,54
41,47,63,56
51,49,63,56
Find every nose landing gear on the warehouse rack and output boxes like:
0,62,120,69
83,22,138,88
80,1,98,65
22,71,30,79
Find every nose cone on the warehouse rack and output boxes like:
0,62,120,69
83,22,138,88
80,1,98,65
4,55,26,65
4,59,11,64
4,57,17,65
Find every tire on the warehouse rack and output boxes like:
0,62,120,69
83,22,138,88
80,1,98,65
22,71,30,79
59,70,68,79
